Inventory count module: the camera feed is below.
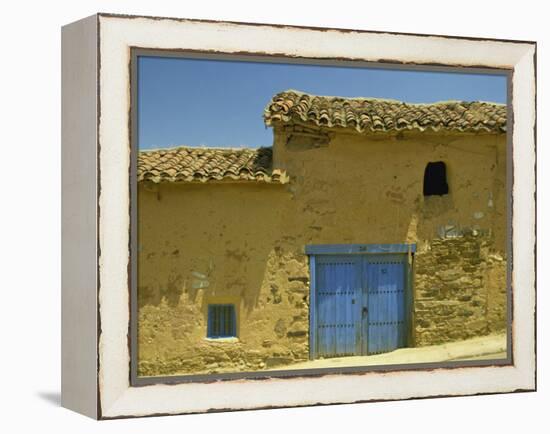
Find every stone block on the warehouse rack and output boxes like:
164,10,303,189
458,308,475,317
287,330,307,338
438,269,461,281
416,318,431,328
274,319,287,338
285,259,309,280
287,280,308,294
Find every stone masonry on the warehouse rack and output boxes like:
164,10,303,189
414,229,507,346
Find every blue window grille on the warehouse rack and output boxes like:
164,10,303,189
207,304,237,338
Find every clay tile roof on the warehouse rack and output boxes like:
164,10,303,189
264,89,507,134
138,146,288,184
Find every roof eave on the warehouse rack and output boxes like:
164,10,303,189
267,119,506,136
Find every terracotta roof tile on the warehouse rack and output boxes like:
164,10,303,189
264,90,506,134
138,146,288,184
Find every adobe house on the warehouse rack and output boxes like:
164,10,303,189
137,90,507,376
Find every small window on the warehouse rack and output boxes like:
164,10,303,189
423,161,449,196
207,304,236,338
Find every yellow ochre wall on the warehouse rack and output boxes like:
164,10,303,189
137,129,507,377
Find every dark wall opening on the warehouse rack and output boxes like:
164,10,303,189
423,162,449,196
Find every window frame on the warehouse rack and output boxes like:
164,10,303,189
207,304,237,339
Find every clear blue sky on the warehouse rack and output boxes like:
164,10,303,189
138,56,507,150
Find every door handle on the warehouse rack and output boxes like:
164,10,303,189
362,307,368,316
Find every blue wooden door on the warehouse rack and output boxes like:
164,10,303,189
312,252,409,358
315,255,361,357
363,254,407,355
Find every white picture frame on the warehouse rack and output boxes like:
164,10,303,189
61,13,536,419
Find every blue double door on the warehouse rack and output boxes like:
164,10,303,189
313,254,409,358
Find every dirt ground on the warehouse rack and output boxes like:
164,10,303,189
267,333,507,371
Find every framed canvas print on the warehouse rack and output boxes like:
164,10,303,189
61,13,536,419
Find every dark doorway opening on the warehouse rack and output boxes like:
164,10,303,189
423,162,449,196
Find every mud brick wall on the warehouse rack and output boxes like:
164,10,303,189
137,130,507,377
414,231,507,346
137,242,311,377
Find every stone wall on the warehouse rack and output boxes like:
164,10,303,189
414,230,507,346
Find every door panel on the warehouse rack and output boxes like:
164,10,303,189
363,254,407,355
315,256,361,357
312,252,409,358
